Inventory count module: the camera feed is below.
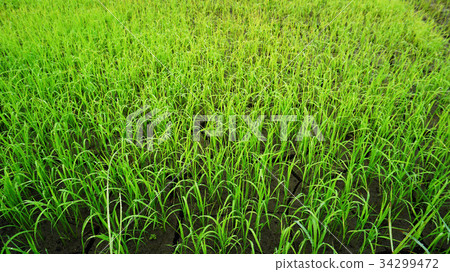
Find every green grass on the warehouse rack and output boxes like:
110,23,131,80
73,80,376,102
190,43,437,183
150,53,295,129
0,0,449,253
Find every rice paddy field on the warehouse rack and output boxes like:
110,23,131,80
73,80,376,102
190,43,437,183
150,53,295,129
0,0,449,254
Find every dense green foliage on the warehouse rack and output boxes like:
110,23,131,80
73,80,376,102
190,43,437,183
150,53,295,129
0,0,449,253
